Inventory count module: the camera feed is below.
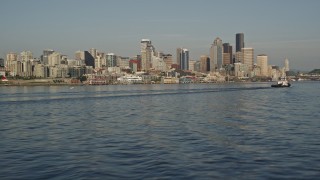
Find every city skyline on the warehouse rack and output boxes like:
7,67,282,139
1,0,320,71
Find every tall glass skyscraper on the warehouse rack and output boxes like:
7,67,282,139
177,48,189,70
236,33,244,52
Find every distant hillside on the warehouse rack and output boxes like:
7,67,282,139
309,69,320,74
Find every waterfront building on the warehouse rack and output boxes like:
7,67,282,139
234,62,249,78
141,39,154,71
177,48,189,70
34,64,49,78
257,54,268,77
68,66,86,78
108,67,121,74
49,64,69,78
242,47,254,71
271,66,281,81
118,56,130,69
210,37,223,71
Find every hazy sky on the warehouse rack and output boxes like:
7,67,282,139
1,0,320,71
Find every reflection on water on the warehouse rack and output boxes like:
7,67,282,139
0,82,319,179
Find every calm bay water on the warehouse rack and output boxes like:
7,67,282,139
0,82,319,179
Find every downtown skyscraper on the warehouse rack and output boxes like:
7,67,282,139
236,33,244,63
177,48,189,70
210,37,223,71
242,47,254,71
140,39,154,71
257,54,268,77
236,33,244,52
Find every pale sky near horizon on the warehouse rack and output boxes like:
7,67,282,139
1,0,320,71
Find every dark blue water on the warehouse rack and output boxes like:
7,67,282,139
1,82,319,179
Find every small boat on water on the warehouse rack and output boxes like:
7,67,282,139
271,77,291,87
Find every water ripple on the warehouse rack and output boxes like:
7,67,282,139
1,82,320,179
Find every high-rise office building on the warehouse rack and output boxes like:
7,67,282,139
257,54,268,77
189,60,196,71
48,52,61,66
20,51,33,61
176,48,182,67
236,33,244,52
210,37,223,71
242,48,254,71
84,51,95,68
141,39,154,71
6,52,18,73
223,43,233,65
6,52,18,62
177,48,189,70
106,53,117,67
200,55,210,73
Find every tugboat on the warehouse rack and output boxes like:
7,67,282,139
271,77,291,87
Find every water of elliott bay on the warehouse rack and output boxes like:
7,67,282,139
0,82,319,179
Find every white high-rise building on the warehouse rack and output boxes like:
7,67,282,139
141,39,154,71
210,37,223,71
20,51,33,61
48,52,61,66
95,56,102,69
257,54,268,77
242,48,254,71
189,60,196,71
6,52,18,73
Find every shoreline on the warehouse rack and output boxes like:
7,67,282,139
2,79,316,87
0,80,274,87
